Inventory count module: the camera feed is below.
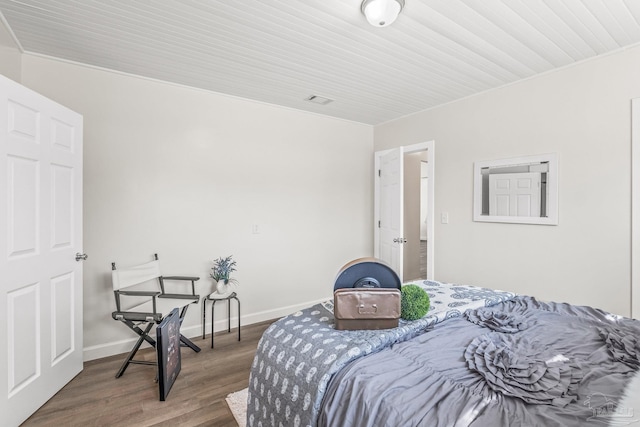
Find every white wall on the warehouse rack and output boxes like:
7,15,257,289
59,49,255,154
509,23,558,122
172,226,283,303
11,39,640,360
375,44,640,317
19,55,374,360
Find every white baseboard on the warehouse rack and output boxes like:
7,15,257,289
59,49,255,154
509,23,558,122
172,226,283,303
82,296,331,361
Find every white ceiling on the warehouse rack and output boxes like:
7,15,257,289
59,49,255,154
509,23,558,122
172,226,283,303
1,0,640,125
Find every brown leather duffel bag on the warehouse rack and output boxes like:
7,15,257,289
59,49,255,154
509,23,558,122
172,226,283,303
334,288,401,330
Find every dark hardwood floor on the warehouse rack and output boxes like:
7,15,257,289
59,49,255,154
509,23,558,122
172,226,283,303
22,320,274,427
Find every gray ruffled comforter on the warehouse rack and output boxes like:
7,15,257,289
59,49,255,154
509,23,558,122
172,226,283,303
247,281,516,427
318,296,640,426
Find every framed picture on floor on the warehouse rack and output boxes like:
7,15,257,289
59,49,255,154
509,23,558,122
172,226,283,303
157,308,181,401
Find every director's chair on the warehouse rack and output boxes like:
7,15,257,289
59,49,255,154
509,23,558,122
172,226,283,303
111,253,200,378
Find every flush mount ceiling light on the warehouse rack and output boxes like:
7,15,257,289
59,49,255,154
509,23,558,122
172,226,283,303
361,0,405,27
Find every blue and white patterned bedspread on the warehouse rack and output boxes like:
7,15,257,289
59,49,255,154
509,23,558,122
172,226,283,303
247,280,516,427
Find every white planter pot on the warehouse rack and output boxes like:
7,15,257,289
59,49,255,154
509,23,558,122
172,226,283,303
216,280,230,296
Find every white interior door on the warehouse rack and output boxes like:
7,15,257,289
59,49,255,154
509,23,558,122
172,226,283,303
378,148,404,281
489,172,541,217
633,98,640,319
0,74,83,426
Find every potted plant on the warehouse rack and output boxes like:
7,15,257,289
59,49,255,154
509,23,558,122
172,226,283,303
211,255,237,295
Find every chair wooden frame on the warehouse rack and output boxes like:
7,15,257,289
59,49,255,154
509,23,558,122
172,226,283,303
111,253,200,378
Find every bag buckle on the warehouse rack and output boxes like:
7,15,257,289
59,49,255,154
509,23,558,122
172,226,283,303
358,303,378,315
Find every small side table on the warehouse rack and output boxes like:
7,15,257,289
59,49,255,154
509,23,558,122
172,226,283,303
202,292,240,349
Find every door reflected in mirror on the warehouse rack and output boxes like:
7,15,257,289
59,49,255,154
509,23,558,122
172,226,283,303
473,153,558,225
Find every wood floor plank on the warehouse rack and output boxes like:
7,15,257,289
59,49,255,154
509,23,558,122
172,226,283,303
21,320,274,427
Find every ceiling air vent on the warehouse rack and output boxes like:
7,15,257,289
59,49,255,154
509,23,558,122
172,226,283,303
305,95,333,105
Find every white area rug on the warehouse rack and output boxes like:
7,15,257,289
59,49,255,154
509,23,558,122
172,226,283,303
609,370,640,426
226,388,248,427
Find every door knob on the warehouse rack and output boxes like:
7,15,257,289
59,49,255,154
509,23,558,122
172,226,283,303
75,253,88,261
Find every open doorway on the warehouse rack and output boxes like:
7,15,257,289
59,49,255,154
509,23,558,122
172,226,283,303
403,152,429,281
374,141,434,282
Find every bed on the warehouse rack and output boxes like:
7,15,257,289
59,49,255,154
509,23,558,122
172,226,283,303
247,280,640,426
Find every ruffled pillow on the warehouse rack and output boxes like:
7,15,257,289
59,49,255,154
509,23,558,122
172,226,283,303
464,306,533,333
598,327,640,368
465,333,582,407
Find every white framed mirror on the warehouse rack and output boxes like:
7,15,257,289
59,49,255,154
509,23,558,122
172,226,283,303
473,153,558,225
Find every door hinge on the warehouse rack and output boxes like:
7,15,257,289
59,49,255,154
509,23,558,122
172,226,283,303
378,220,381,228
378,169,381,177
